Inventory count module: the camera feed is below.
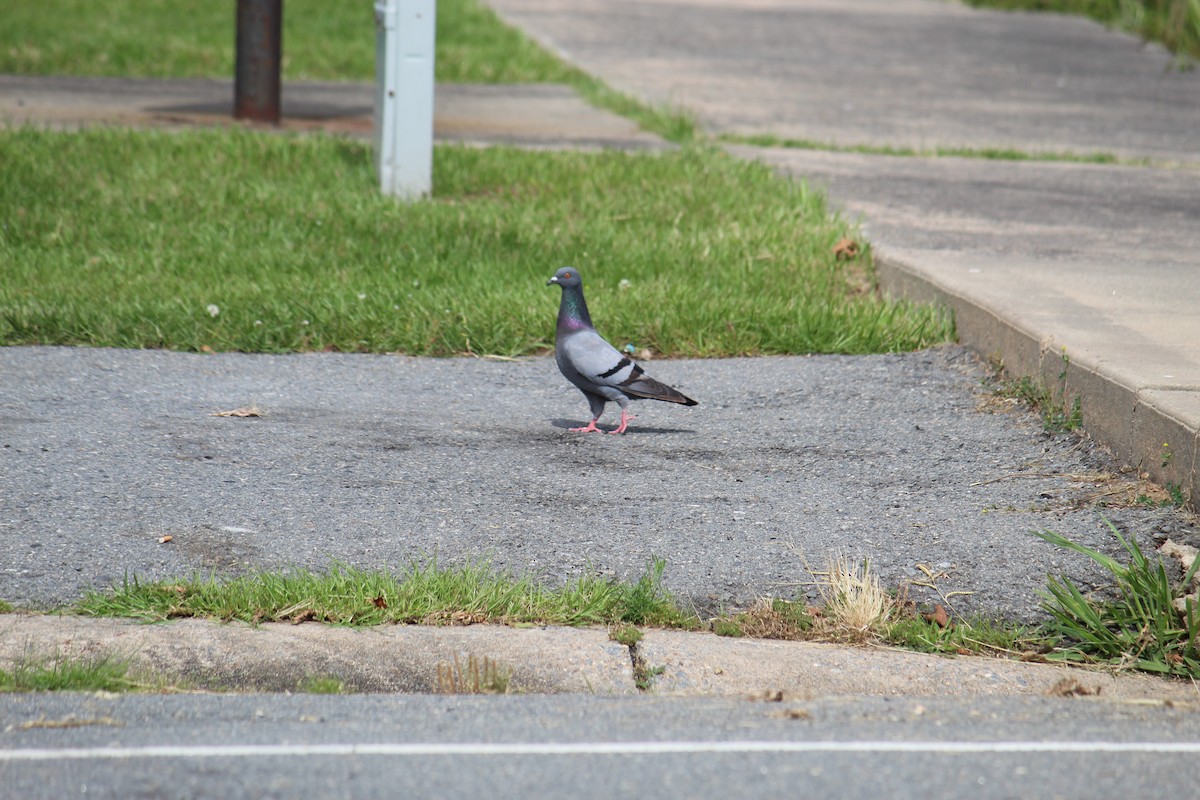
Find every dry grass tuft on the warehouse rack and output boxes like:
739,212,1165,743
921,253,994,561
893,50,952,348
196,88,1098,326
435,654,512,695
815,556,893,642
736,599,806,639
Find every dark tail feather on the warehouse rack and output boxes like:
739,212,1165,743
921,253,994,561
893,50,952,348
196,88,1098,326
622,375,698,406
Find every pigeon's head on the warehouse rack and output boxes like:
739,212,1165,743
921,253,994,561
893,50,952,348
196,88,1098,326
546,267,582,289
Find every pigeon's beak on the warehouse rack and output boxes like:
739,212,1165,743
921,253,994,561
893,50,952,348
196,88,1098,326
546,277,558,286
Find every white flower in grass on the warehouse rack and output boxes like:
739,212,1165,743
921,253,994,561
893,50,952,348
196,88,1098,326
206,304,220,317
618,279,632,291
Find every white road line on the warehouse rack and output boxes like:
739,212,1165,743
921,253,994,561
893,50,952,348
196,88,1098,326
2,740,1200,761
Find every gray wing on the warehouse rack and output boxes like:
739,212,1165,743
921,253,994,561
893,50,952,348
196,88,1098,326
561,330,696,405
561,330,637,389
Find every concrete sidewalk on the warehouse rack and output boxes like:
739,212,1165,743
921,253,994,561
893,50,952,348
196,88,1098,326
0,74,665,151
484,0,1200,506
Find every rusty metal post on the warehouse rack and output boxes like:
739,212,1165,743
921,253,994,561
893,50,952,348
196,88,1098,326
234,0,283,123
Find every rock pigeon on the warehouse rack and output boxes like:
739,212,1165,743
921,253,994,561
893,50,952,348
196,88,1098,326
546,266,697,434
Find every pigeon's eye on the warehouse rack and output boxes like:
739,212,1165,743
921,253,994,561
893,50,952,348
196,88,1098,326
564,272,572,278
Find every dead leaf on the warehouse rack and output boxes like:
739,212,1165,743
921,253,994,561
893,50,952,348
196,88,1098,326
18,716,122,731
423,609,488,625
1047,678,1101,697
212,406,262,418
157,535,173,544
371,595,388,609
770,707,811,720
200,345,215,354
924,604,950,628
832,237,859,260
290,609,317,625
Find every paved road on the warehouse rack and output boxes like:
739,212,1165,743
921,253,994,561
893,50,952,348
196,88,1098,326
4,694,1200,799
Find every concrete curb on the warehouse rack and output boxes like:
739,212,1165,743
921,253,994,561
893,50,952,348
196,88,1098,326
3,616,1196,701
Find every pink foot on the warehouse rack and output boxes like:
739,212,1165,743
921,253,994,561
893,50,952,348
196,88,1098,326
569,420,602,433
608,409,636,435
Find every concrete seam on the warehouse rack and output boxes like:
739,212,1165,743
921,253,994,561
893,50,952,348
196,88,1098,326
624,639,657,693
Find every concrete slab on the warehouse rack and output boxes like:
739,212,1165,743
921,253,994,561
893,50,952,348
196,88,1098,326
0,75,665,150
486,0,1200,163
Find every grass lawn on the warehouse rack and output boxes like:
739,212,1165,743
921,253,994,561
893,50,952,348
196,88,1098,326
0,0,571,84
965,0,1200,61
0,127,950,356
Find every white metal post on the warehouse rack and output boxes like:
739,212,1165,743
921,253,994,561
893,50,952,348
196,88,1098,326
374,0,436,200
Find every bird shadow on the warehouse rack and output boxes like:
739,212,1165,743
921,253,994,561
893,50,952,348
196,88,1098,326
550,419,696,435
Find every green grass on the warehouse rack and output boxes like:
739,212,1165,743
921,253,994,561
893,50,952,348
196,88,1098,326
964,0,1200,63
0,0,564,84
1035,519,1200,677
885,615,1052,656
299,675,345,695
609,624,644,647
0,127,951,357
720,133,1133,166
75,557,695,629
0,600,13,614
0,654,139,693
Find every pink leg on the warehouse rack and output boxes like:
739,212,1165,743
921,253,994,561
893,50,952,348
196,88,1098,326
569,420,602,433
608,409,636,435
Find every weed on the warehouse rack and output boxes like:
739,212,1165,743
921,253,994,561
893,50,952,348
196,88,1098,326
1034,517,1200,677
299,675,345,695
1137,483,1187,509
0,654,137,693
436,654,511,694
609,624,644,647
1161,442,1174,468
617,557,692,627
713,619,745,637
885,615,1052,657
0,600,13,614
634,664,665,691
988,368,1082,434
74,557,697,630
711,599,813,640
